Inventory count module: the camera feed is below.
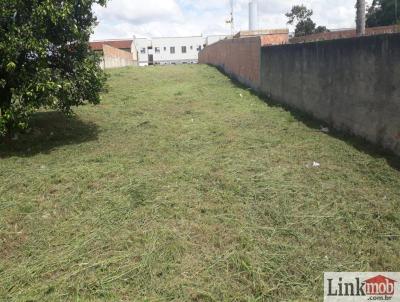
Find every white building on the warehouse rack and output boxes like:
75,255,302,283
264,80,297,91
133,35,228,66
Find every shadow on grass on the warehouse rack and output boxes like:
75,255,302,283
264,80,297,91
0,111,99,158
211,65,400,171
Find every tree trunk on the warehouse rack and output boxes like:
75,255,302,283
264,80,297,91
356,0,366,36
0,86,13,139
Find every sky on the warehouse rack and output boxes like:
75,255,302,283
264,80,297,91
92,0,373,40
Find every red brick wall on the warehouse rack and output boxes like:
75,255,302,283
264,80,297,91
260,34,289,46
103,44,134,61
199,37,262,89
101,44,135,69
290,25,400,44
90,40,133,51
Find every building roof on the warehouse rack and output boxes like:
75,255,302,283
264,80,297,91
89,39,133,51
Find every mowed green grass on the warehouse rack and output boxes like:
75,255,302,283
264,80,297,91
0,65,399,301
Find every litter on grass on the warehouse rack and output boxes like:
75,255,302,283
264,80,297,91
320,127,330,133
306,161,321,168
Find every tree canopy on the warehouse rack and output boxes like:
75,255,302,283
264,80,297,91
285,5,329,37
285,5,314,26
0,0,107,137
366,0,400,27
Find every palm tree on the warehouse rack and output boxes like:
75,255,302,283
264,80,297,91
356,0,366,36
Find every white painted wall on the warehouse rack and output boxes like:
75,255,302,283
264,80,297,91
133,35,227,66
152,36,205,64
133,36,205,66
134,38,152,66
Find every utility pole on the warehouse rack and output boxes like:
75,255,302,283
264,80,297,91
396,0,398,24
356,0,366,36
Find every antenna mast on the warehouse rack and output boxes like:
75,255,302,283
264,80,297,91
226,0,235,35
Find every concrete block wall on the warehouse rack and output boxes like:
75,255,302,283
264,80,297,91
199,37,262,89
102,44,135,69
260,33,400,155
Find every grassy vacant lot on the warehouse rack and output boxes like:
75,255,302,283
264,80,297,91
0,65,399,301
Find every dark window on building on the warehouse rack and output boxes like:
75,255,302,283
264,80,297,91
170,47,175,54
182,46,187,53
164,47,167,51
155,47,160,53
197,46,201,51
190,46,193,50
140,48,146,54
